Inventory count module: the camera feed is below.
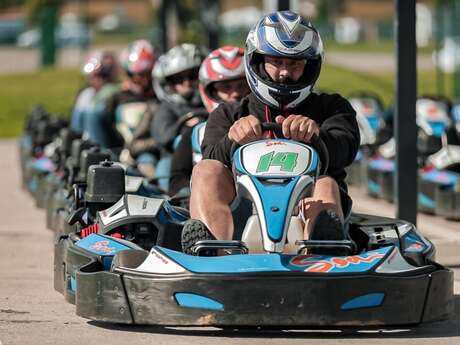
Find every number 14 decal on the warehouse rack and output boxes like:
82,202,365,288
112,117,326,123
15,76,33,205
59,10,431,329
256,151,298,173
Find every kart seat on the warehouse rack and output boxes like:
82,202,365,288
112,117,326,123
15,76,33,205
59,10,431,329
111,249,149,271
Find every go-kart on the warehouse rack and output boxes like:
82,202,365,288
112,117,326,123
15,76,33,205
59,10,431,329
19,105,51,189
422,101,460,220
47,146,115,236
54,191,188,305
19,108,68,196
35,128,82,210
54,123,453,327
345,93,389,187
366,96,454,206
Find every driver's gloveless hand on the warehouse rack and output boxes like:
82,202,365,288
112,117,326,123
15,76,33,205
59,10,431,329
275,115,319,143
228,115,263,145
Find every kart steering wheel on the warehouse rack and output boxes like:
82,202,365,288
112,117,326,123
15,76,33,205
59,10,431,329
260,122,329,175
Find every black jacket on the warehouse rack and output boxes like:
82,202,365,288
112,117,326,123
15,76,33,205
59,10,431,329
169,127,193,196
150,100,206,154
201,93,360,187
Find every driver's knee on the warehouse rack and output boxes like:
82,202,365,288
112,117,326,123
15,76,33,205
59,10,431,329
299,176,343,222
314,176,340,199
191,159,234,195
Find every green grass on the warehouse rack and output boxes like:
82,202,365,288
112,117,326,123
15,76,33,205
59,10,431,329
319,64,453,106
325,39,436,55
0,64,454,138
325,39,395,54
0,68,83,138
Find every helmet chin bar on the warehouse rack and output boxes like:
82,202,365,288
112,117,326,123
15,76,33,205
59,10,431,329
252,78,313,109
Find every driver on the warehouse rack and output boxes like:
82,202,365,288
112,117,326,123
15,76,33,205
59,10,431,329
181,11,360,255
150,43,207,191
169,46,250,197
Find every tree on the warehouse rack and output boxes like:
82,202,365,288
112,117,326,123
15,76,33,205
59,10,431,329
0,0,25,10
25,0,62,24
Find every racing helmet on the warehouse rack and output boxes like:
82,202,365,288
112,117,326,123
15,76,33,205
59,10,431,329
245,11,323,109
199,46,245,113
153,43,207,104
82,51,117,81
120,39,156,75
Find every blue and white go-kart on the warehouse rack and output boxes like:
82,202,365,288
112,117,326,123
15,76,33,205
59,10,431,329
54,123,453,327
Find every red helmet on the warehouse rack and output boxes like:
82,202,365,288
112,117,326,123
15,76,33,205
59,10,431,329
120,40,156,75
199,46,245,113
82,51,117,81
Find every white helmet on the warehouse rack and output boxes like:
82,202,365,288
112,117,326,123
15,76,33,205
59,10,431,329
153,43,207,104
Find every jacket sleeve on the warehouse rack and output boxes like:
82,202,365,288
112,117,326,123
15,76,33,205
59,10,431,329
129,103,159,157
201,104,235,167
70,88,90,131
102,93,118,125
150,104,179,150
169,128,193,196
318,95,360,170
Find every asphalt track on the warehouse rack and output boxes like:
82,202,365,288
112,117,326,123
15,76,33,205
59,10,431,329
0,139,459,345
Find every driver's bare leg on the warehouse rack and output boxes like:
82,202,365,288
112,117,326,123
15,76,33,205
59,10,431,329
189,159,235,240
299,176,343,239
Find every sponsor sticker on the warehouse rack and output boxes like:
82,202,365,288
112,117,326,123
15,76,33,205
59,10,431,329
405,241,424,252
290,252,386,273
265,140,287,147
152,251,170,265
136,249,186,274
90,240,116,255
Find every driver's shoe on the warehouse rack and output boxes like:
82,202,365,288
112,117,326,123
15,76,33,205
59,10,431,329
181,219,217,256
309,209,352,256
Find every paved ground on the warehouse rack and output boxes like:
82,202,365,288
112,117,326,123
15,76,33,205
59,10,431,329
0,139,459,345
0,45,124,75
0,46,434,75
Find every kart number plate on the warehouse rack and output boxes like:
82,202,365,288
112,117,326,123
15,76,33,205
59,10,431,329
241,141,312,177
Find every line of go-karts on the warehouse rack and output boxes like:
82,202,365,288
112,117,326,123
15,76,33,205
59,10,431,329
345,93,460,221
18,99,454,328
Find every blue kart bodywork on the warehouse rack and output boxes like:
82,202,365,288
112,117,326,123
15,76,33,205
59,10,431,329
54,211,453,327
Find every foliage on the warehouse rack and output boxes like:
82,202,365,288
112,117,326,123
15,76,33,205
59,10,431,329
0,0,25,9
0,68,82,138
24,0,61,24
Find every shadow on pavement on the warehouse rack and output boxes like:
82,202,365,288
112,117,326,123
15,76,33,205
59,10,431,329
88,295,460,339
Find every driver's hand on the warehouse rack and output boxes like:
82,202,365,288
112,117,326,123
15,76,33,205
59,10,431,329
228,115,263,145
275,115,319,143
183,112,201,128
185,117,200,127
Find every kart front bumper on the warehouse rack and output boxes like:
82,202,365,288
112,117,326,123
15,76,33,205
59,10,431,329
74,261,453,327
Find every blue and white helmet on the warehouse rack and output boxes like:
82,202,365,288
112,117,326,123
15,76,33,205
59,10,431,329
245,11,323,109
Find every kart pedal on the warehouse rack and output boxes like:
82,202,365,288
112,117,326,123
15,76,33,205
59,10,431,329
296,240,355,256
192,240,249,256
